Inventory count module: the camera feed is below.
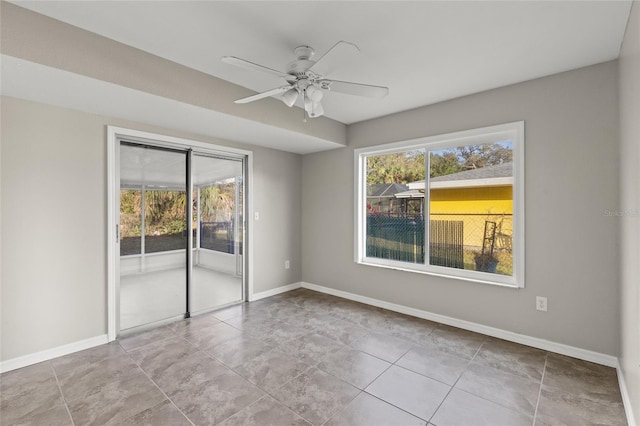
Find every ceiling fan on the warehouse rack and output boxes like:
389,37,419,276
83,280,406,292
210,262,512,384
222,41,389,119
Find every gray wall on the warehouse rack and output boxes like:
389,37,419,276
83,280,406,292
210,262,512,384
302,61,620,355
0,96,302,362
619,1,640,421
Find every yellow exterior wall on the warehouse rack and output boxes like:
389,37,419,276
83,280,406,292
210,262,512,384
430,186,512,214
429,185,513,249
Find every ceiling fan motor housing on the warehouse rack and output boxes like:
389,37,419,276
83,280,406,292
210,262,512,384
293,45,314,60
287,59,316,77
287,45,316,77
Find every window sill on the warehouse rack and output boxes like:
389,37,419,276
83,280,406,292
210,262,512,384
356,258,522,289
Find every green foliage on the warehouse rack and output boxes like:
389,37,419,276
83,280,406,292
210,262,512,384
145,190,187,235
199,183,236,222
119,189,186,237
367,150,426,185
120,190,142,238
455,144,513,171
367,143,512,185
119,180,239,239
120,190,141,215
429,151,462,178
430,143,512,178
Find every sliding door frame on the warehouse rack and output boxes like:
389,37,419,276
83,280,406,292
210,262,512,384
107,126,254,341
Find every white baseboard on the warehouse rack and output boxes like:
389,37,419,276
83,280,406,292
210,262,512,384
0,334,109,374
304,281,635,425
251,282,302,301
616,360,638,426
300,282,618,368
0,282,302,373
1,282,633,425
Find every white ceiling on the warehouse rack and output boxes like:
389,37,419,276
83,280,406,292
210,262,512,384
10,1,633,125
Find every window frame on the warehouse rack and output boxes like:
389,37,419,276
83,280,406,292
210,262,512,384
354,121,525,288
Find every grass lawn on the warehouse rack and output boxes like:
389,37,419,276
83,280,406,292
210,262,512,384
463,249,513,276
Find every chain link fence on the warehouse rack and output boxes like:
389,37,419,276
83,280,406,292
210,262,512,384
366,213,512,274
429,213,512,252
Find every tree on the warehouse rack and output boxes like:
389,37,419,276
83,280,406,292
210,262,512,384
366,143,512,184
430,143,512,177
145,190,187,235
199,182,236,222
455,144,512,170
367,151,425,184
429,151,462,178
120,190,142,237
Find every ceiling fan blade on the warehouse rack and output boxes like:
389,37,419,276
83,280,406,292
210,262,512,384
308,41,359,76
234,86,292,104
322,79,389,98
222,56,290,79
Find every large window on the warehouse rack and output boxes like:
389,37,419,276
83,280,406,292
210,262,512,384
355,122,524,287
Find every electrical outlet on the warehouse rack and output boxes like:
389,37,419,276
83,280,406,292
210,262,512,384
285,260,290,269
536,296,548,312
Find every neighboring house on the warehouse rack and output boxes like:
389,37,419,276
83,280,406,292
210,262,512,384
366,183,408,214
397,162,513,250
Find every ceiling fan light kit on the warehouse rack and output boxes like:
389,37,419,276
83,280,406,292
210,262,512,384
222,41,389,119
281,88,299,107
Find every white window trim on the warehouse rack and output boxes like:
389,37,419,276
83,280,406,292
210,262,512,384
354,121,525,288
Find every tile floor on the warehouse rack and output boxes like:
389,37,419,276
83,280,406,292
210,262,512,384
0,288,628,426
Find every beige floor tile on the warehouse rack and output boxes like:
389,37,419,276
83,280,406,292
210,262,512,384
365,365,450,421
431,389,532,426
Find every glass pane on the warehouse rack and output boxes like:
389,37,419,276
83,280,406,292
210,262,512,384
119,144,187,330
120,189,141,256
144,190,187,253
199,181,237,253
192,154,244,313
429,142,513,275
365,150,426,264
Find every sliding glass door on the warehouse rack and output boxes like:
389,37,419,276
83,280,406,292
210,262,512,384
191,154,244,313
117,142,245,332
119,143,188,330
